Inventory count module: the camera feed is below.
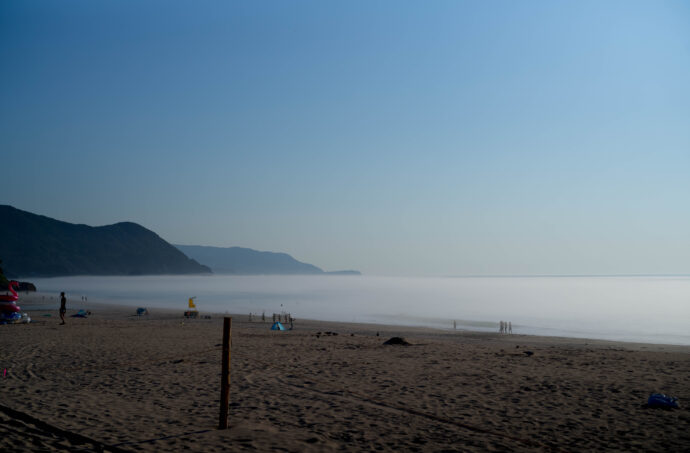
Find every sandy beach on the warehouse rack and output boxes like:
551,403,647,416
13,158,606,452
2,294,689,452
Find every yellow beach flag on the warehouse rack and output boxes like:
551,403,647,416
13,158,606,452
188,297,196,309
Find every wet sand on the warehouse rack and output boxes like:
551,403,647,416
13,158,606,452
2,294,689,452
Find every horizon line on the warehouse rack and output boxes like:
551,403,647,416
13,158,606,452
442,273,690,279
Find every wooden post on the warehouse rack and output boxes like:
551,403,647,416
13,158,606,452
219,316,232,429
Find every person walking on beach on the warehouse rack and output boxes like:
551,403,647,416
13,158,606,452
59,292,67,325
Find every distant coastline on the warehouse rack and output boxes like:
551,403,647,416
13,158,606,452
175,244,360,276
0,205,360,278
444,274,690,278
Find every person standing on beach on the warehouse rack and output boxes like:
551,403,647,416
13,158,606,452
59,292,66,325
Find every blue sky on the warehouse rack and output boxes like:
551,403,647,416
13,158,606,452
1,0,689,276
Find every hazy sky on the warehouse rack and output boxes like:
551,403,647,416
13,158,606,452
2,1,689,276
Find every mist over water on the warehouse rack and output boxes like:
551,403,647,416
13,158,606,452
29,275,690,345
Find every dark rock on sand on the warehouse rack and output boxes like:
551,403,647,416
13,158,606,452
383,337,411,346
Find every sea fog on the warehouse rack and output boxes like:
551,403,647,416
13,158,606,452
28,275,690,346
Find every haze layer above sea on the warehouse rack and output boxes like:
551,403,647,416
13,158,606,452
27,275,690,346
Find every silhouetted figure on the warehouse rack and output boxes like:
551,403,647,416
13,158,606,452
59,292,66,325
508,322,512,334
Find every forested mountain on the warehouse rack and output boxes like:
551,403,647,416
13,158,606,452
0,205,210,277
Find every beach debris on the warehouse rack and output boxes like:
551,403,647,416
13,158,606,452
383,337,410,346
313,331,337,338
136,307,149,316
523,350,534,357
647,393,680,409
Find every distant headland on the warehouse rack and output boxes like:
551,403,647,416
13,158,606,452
0,205,360,278
0,205,210,277
174,244,361,276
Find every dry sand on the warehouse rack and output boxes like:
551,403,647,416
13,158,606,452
1,294,689,452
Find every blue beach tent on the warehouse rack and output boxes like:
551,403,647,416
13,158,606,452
71,309,88,318
270,321,287,331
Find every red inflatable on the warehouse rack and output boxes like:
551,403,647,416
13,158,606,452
0,281,19,302
0,302,20,313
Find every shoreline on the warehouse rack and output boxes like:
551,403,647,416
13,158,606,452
3,293,689,451
22,274,690,348
17,291,690,352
